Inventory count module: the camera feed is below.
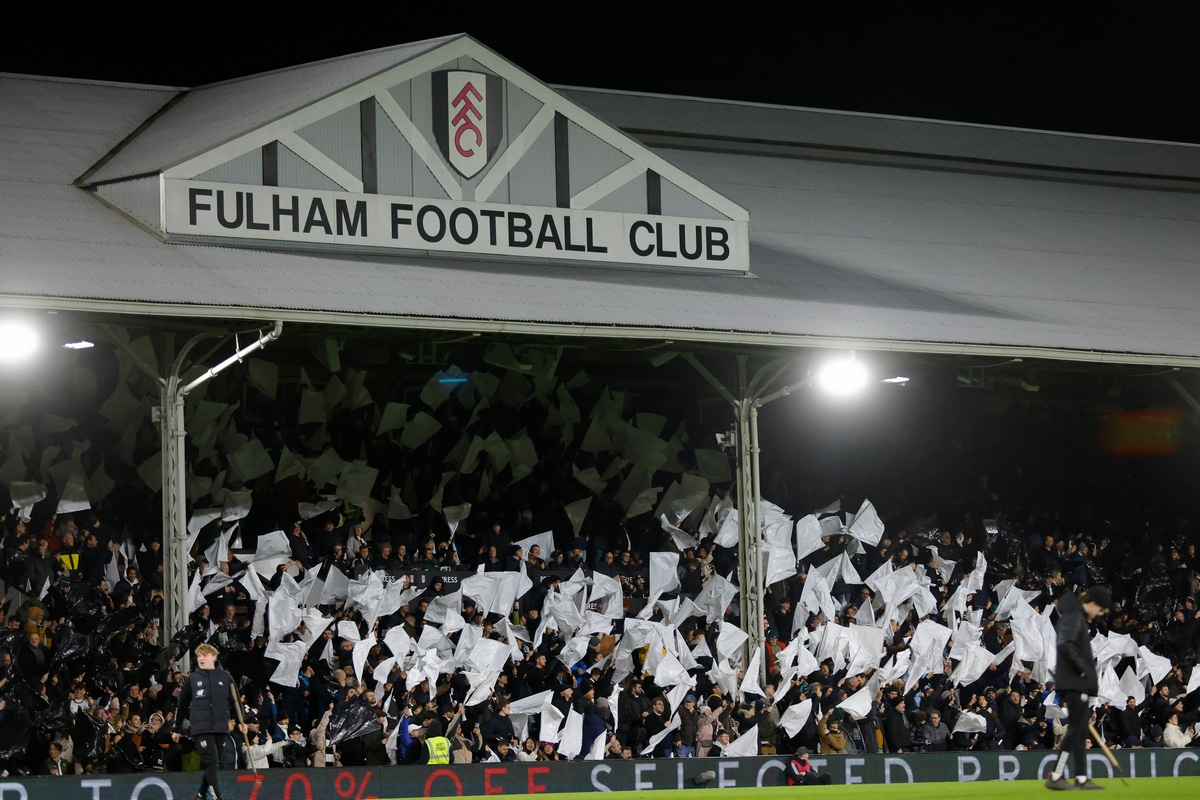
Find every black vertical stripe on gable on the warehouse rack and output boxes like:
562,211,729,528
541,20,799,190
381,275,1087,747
262,141,279,187
555,112,569,208
647,170,661,215
361,99,378,194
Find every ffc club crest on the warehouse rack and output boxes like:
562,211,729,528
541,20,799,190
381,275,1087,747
433,70,504,180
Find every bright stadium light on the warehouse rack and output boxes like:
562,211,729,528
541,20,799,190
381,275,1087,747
0,320,38,363
816,353,868,397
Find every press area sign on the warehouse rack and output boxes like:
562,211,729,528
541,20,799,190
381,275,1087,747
4,750,1197,798
164,180,748,271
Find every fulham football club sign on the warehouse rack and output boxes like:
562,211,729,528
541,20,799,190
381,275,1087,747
432,70,504,179
159,37,750,272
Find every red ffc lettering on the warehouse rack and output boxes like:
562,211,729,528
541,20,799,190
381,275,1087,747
452,83,484,157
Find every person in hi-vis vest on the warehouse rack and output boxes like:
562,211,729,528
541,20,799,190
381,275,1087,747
419,719,451,764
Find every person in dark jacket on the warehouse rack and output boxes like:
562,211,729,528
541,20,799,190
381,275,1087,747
1046,586,1110,791
173,643,241,800
15,629,49,685
882,697,913,752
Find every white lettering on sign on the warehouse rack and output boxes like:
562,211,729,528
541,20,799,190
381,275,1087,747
589,764,613,791
884,757,914,783
756,759,786,786
80,779,112,800
957,755,982,781
165,179,749,272
998,754,1020,781
1087,752,1114,779
131,776,175,799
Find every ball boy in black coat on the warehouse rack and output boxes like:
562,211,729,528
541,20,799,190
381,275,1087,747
173,644,243,800
1046,586,1111,791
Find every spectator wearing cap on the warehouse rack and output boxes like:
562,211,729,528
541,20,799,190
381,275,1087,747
504,546,525,572
578,684,607,756
764,630,783,673
759,689,780,755
144,711,175,771
882,695,913,753
696,696,719,757
787,746,832,785
675,694,699,758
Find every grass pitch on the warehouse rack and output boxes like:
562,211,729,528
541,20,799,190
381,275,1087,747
397,777,1200,800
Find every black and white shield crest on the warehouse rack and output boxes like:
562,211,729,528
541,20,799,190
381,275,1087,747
432,70,504,180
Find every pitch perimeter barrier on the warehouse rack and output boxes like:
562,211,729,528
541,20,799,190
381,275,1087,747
1,750,1197,798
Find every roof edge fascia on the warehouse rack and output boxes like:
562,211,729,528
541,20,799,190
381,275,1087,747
3,294,1198,370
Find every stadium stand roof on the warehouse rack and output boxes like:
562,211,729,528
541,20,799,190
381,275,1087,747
3,35,1200,364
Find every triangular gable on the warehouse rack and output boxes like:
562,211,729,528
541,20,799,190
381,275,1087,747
81,36,458,186
94,36,748,272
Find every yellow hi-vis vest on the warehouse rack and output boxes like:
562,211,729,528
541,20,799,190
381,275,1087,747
426,736,451,764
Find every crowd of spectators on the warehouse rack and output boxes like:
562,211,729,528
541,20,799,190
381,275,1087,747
0,494,1198,778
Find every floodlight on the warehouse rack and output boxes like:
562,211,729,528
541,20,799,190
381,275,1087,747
0,320,37,363
63,340,95,350
816,355,868,397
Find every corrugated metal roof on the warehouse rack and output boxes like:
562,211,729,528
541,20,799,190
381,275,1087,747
3,73,1200,362
0,75,177,183
558,87,1200,181
83,36,458,184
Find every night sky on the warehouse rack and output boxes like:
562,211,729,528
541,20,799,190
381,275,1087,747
3,8,1197,144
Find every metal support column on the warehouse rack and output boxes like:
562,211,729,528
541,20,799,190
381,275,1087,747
109,321,283,670
166,322,283,668
684,352,808,682
737,398,765,670
161,374,189,665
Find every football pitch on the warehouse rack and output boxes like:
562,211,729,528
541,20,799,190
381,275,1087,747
393,777,1200,800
